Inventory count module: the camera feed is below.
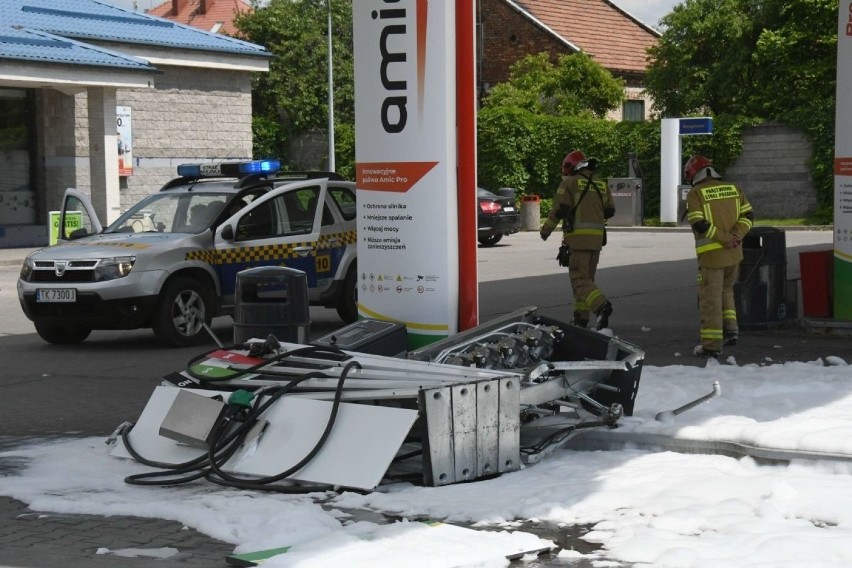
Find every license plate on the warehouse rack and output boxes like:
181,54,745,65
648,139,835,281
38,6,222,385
504,206,515,212
36,288,77,303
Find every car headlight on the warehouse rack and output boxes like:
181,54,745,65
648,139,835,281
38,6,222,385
19,258,34,281
94,256,136,281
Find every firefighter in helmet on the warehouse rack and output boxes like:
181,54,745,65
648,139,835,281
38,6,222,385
540,150,615,330
684,155,754,359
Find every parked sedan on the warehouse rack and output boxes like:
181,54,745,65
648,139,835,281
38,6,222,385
477,187,521,246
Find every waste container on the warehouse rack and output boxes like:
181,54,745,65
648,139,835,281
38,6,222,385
520,195,541,231
497,187,516,200
606,178,643,226
233,266,310,344
799,249,834,318
735,227,789,326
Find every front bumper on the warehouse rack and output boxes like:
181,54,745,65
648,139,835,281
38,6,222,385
19,291,159,329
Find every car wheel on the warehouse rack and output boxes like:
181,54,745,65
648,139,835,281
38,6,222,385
34,322,92,344
478,234,503,246
336,264,358,324
153,277,212,347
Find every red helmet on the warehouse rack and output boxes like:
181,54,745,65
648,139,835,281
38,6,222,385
562,150,586,175
683,155,712,184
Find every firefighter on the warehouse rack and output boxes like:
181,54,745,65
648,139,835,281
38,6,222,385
540,150,615,330
684,155,754,359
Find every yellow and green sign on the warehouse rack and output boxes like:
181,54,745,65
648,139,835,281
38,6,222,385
48,211,83,245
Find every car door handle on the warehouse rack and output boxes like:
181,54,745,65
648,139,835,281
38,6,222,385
293,246,314,257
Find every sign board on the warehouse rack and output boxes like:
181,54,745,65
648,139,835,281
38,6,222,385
117,106,132,176
48,210,82,245
353,1,459,348
679,117,713,136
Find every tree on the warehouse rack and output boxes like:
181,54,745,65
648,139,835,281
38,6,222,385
644,0,837,218
483,53,625,118
234,0,355,177
477,51,629,197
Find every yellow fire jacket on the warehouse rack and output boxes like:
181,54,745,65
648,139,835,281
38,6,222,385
686,178,754,268
541,170,614,251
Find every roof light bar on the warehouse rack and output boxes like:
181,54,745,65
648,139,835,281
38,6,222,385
177,160,281,178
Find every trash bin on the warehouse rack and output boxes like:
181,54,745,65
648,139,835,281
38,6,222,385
735,227,789,326
496,187,516,200
233,266,310,344
520,195,541,231
799,249,834,318
606,178,643,226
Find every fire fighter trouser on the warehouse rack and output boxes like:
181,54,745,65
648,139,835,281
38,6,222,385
569,249,606,319
697,264,739,351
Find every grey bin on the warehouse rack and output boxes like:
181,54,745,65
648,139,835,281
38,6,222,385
520,195,541,231
496,187,516,200
734,227,789,326
233,266,310,344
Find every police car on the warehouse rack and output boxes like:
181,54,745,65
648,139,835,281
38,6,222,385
17,160,358,346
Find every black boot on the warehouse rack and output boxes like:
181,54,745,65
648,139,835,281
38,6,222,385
594,301,613,330
572,311,589,328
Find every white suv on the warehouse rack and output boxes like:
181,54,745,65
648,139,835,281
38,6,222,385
18,160,358,346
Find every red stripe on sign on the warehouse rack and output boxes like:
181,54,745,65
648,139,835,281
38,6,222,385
207,350,265,366
835,157,852,176
356,162,439,192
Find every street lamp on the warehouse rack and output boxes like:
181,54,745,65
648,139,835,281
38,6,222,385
327,0,335,172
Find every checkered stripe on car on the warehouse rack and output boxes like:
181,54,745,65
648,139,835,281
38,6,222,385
185,230,355,265
186,243,307,265
317,230,357,249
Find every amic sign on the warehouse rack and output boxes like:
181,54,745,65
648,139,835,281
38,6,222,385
679,117,713,136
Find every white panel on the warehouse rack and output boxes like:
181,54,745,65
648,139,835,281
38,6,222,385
112,386,417,490
660,118,682,223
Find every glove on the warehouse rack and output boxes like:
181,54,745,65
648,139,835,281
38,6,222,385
725,235,742,249
540,230,550,241
556,244,571,267
604,206,615,219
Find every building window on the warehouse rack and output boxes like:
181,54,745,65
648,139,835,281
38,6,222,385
623,99,645,122
0,89,36,224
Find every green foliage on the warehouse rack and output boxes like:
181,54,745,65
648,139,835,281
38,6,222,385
645,0,837,220
477,52,629,201
235,0,355,171
484,53,625,118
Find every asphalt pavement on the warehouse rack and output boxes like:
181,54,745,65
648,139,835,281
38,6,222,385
1,228,850,568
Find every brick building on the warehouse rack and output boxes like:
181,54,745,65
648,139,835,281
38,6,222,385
0,0,269,248
147,0,252,35
478,0,661,121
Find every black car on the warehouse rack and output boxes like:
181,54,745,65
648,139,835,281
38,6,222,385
477,187,521,246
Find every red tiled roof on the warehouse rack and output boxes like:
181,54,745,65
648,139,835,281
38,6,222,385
510,0,660,74
148,0,251,36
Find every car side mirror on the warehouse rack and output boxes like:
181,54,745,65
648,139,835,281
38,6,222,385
220,224,234,241
68,228,89,240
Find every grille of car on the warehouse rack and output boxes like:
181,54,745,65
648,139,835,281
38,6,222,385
30,260,98,283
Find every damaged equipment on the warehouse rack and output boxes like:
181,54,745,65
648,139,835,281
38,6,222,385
110,307,644,491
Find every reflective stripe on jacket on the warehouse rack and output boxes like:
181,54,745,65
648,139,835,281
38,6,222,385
686,180,753,268
541,171,613,251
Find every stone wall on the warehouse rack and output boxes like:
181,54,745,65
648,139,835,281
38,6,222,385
724,122,817,219
37,65,253,217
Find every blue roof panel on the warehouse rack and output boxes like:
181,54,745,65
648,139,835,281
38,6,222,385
0,26,153,70
2,0,269,58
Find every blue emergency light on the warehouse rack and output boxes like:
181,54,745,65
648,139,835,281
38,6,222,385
177,159,281,178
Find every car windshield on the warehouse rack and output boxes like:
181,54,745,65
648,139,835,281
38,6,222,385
105,192,231,234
